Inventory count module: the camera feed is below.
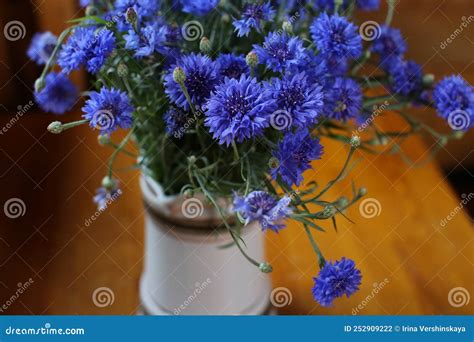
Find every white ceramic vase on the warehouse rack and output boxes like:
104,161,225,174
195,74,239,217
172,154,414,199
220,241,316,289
139,174,272,315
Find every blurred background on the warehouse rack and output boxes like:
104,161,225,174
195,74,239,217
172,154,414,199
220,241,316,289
0,0,472,315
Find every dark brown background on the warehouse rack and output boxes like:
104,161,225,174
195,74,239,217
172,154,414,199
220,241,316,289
0,0,472,315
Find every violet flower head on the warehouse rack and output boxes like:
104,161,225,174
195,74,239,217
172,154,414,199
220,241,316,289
312,257,362,307
82,87,134,134
271,129,324,187
34,72,78,115
233,191,292,232
233,2,276,37
204,75,277,146
27,32,57,65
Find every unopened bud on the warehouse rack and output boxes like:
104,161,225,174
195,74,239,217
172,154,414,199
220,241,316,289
246,51,259,68
359,187,367,196
259,262,273,273
125,7,138,26
282,21,293,34
199,37,212,54
173,67,186,84
117,63,128,77
35,78,46,93
101,176,116,190
422,74,435,87
98,134,110,146
47,121,63,134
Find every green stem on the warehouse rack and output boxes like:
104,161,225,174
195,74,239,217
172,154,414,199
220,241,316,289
385,0,396,26
193,171,263,269
108,128,135,178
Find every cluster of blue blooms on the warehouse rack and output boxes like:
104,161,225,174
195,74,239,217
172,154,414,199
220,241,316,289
29,0,473,308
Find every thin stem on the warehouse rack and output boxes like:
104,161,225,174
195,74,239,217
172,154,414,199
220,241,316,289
108,128,135,178
385,0,396,26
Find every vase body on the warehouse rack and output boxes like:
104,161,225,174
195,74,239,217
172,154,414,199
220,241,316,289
139,175,271,315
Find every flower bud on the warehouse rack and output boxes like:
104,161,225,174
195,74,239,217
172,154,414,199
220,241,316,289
359,187,367,196
422,73,435,87
246,51,259,68
199,37,212,54
282,21,293,34
187,155,197,165
102,176,116,190
117,63,129,77
453,130,465,139
98,134,110,146
173,67,186,84
259,262,273,273
35,78,46,93
85,5,97,17
183,188,194,199
47,121,63,134
350,135,361,148
125,7,138,26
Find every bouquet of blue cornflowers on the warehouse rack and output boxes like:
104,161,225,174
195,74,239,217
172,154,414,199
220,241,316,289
29,0,473,307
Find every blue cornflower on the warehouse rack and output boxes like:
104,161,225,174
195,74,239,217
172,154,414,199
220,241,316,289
124,23,168,57
178,0,219,16
312,257,362,307
94,183,122,210
233,2,275,37
58,27,115,74
385,57,423,96
371,25,407,59
216,53,249,79
356,0,380,11
253,32,306,73
295,51,347,86
205,75,277,146
164,53,220,111
314,0,379,11
35,72,78,115
267,72,324,129
79,0,90,6
310,13,362,60
115,0,159,19
433,75,474,129
271,129,324,187
233,191,292,232
164,106,190,138
82,88,134,133
27,32,57,65
323,77,362,120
